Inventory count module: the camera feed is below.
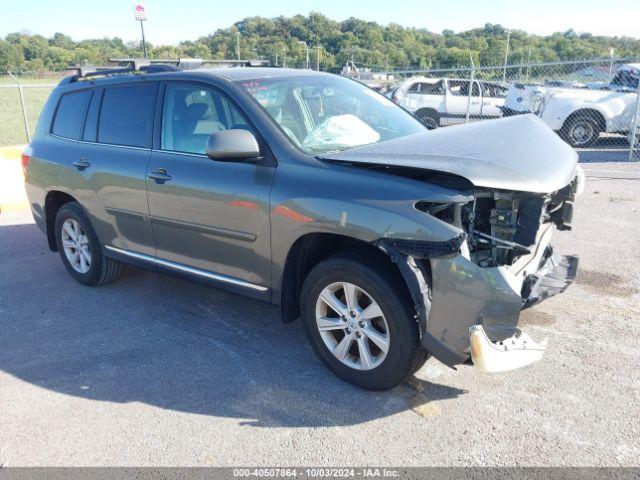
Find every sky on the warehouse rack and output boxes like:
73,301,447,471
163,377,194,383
3,0,638,44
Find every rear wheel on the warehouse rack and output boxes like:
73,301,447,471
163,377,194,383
561,115,601,147
55,202,122,286
300,251,427,390
415,109,440,130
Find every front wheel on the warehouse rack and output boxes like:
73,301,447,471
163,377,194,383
300,251,427,390
561,116,601,148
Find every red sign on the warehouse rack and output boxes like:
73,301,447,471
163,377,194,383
134,3,147,21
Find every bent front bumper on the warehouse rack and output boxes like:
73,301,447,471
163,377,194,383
421,225,577,370
469,325,548,373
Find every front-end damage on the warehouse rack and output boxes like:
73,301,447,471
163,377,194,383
321,115,583,372
374,172,581,373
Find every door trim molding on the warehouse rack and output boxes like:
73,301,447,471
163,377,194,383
104,245,268,292
150,215,257,242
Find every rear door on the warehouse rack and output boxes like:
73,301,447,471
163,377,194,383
402,80,446,113
145,81,274,294
444,79,482,125
63,82,158,257
479,81,507,119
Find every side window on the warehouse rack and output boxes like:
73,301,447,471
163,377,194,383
161,84,252,154
482,82,508,98
449,80,480,97
51,90,92,140
422,80,445,95
407,82,423,94
98,85,157,148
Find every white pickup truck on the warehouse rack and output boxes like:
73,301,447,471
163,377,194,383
389,77,508,129
501,63,640,147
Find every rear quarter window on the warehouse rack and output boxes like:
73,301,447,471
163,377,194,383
51,90,92,140
98,84,157,148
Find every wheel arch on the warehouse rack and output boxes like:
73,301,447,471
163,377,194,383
414,107,440,125
279,232,408,323
44,190,78,251
562,108,607,134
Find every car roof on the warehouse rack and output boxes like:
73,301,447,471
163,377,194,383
62,67,332,90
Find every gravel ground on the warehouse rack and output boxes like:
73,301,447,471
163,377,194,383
0,161,638,467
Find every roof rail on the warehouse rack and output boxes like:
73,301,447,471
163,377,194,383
60,57,270,85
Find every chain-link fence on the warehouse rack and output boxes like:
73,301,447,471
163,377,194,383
630,85,640,162
378,57,640,160
0,75,59,147
1,63,639,161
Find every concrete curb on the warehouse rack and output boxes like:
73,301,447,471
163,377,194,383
0,144,26,161
0,145,29,214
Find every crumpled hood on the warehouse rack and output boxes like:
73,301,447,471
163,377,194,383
321,114,579,194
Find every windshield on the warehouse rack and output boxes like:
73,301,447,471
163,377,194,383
237,75,425,154
610,68,640,89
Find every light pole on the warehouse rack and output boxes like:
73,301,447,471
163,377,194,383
236,32,241,61
298,41,309,69
502,28,511,82
608,48,615,82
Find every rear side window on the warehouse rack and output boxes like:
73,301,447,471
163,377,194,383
51,90,92,140
98,85,157,148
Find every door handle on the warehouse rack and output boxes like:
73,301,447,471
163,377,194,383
148,168,172,183
72,159,91,170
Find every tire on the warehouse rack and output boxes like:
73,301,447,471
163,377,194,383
560,115,601,148
54,202,122,286
300,250,427,390
415,109,440,130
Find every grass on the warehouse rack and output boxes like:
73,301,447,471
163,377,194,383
0,84,55,146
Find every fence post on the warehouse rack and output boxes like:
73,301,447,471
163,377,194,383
8,71,31,143
466,54,476,124
629,79,640,162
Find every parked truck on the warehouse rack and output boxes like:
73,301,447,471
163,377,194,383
501,63,640,147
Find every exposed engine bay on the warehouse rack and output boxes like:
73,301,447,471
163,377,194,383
416,177,579,268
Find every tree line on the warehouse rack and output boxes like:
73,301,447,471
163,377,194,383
1,13,639,74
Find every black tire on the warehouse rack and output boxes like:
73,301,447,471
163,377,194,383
300,250,427,391
560,115,601,148
415,109,440,130
54,202,122,286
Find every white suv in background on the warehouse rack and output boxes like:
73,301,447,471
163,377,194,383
389,77,508,128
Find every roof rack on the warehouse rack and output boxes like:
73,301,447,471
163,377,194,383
62,57,270,85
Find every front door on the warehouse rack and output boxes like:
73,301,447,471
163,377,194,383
146,82,275,293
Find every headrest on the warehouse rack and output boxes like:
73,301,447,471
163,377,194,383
182,103,210,121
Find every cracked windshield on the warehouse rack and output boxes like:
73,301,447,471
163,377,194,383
238,75,424,154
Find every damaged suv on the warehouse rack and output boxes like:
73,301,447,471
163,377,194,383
24,66,582,390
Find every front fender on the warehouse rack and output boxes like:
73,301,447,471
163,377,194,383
269,160,468,301
541,94,628,132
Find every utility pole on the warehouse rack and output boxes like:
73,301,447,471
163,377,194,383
316,44,321,71
236,32,241,61
526,48,532,81
282,47,287,68
299,41,309,69
502,28,511,82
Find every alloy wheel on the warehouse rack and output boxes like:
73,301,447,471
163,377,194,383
61,218,92,274
315,282,390,371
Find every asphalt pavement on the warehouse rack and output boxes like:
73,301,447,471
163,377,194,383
0,161,638,466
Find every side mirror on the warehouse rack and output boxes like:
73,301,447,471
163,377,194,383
205,129,261,162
